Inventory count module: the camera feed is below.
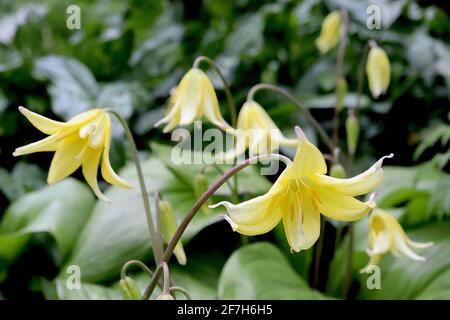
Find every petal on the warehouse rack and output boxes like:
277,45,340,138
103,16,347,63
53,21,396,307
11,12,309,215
314,185,376,221
216,131,248,162
392,231,426,262
286,127,327,178
202,75,233,130
367,212,393,256
310,154,393,196
283,192,321,252
209,191,283,236
47,136,84,184
100,119,133,189
18,106,65,134
67,109,102,125
406,238,433,250
13,135,59,156
82,146,110,202
178,70,203,125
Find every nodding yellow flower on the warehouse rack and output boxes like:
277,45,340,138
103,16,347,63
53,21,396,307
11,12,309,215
316,11,343,54
361,208,433,272
155,68,233,133
211,126,393,252
13,107,133,201
219,101,297,161
366,46,391,99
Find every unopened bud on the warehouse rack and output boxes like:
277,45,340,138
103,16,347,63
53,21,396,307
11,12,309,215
346,114,360,155
159,200,187,265
330,164,347,179
316,11,343,54
157,294,175,300
336,77,348,112
366,46,391,99
120,276,141,300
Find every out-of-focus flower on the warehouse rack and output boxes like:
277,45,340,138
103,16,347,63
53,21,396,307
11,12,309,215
155,68,233,133
346,113,359,155
13,107,132,201
361,208,433,272
366,46,391,98
219,101,297,161
316,11,343,54
159,200,187,265
211,126,393,252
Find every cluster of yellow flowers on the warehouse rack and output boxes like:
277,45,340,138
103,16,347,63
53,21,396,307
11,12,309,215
13,11,431,272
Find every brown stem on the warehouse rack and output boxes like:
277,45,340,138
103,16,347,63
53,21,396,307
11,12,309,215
342,222,354,298
142,154,292,299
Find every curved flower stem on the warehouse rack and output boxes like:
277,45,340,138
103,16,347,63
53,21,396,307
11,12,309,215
142,153,292,300
247,83,333,152
352,40,374,118
193,56,240,203
331,9,349,149
342,222,354,298
108,110,164,264
121,260,154,279
193,56,237,127
170,286,192,300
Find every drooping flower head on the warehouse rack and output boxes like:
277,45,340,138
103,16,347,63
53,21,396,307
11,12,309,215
13,107,132,201
366,46,391,99
155,68,233,133
211,126,393,252
316,11,343,54
361,208,433,272
219,101,297,161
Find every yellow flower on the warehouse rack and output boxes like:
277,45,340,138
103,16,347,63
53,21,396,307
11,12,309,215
13,107,132,201
219,101,297,161
316,11,342,54
155,68,233,133
211,126,393,252
366,46,391,98
159,200,187,265
361,208,433,272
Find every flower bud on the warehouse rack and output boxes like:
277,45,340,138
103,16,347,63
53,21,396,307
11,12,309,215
316,11,343,54
366,46,391,98
336,77,348,112
119,276,141,300
159,200,187,265
346,114,360,155
330,164,347,179
194,172,212,213
157,294,175,300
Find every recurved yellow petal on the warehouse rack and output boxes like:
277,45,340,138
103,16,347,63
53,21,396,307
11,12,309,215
18,106,65,134
47,136,84,184
81,146,109,202
13,135,59,156
310,153,394,196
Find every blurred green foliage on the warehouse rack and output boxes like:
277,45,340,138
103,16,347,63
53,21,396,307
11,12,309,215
0,0,449,299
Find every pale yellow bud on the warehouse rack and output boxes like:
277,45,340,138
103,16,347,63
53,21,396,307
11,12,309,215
157,294,175,300
316,11,343,54
159,200,187,265
366,46,391,98
346,114,359,155
119,276,141,300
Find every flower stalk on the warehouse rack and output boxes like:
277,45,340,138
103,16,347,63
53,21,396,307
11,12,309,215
142,153,292,300
108,110,164,264
247,83,333,152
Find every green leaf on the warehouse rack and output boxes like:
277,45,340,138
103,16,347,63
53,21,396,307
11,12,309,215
218,242,329,299
0,162,46,201
63,155,224,283
0,179,95,276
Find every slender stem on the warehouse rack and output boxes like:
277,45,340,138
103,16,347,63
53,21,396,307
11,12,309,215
193,56,240,203
247,83,333,152
161,262,171,295
154,191,162,245
170,286,192,300
342,223,354,298
142,154,292,299
353,41,372,117
313,218,326,289
331,9,349,149
108,110,164,263
121,260,154,279
193,56,237,127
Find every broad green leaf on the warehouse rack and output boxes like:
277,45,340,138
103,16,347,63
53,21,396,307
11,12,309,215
218,242,328,299
0,162,46,201
0,179,95,277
